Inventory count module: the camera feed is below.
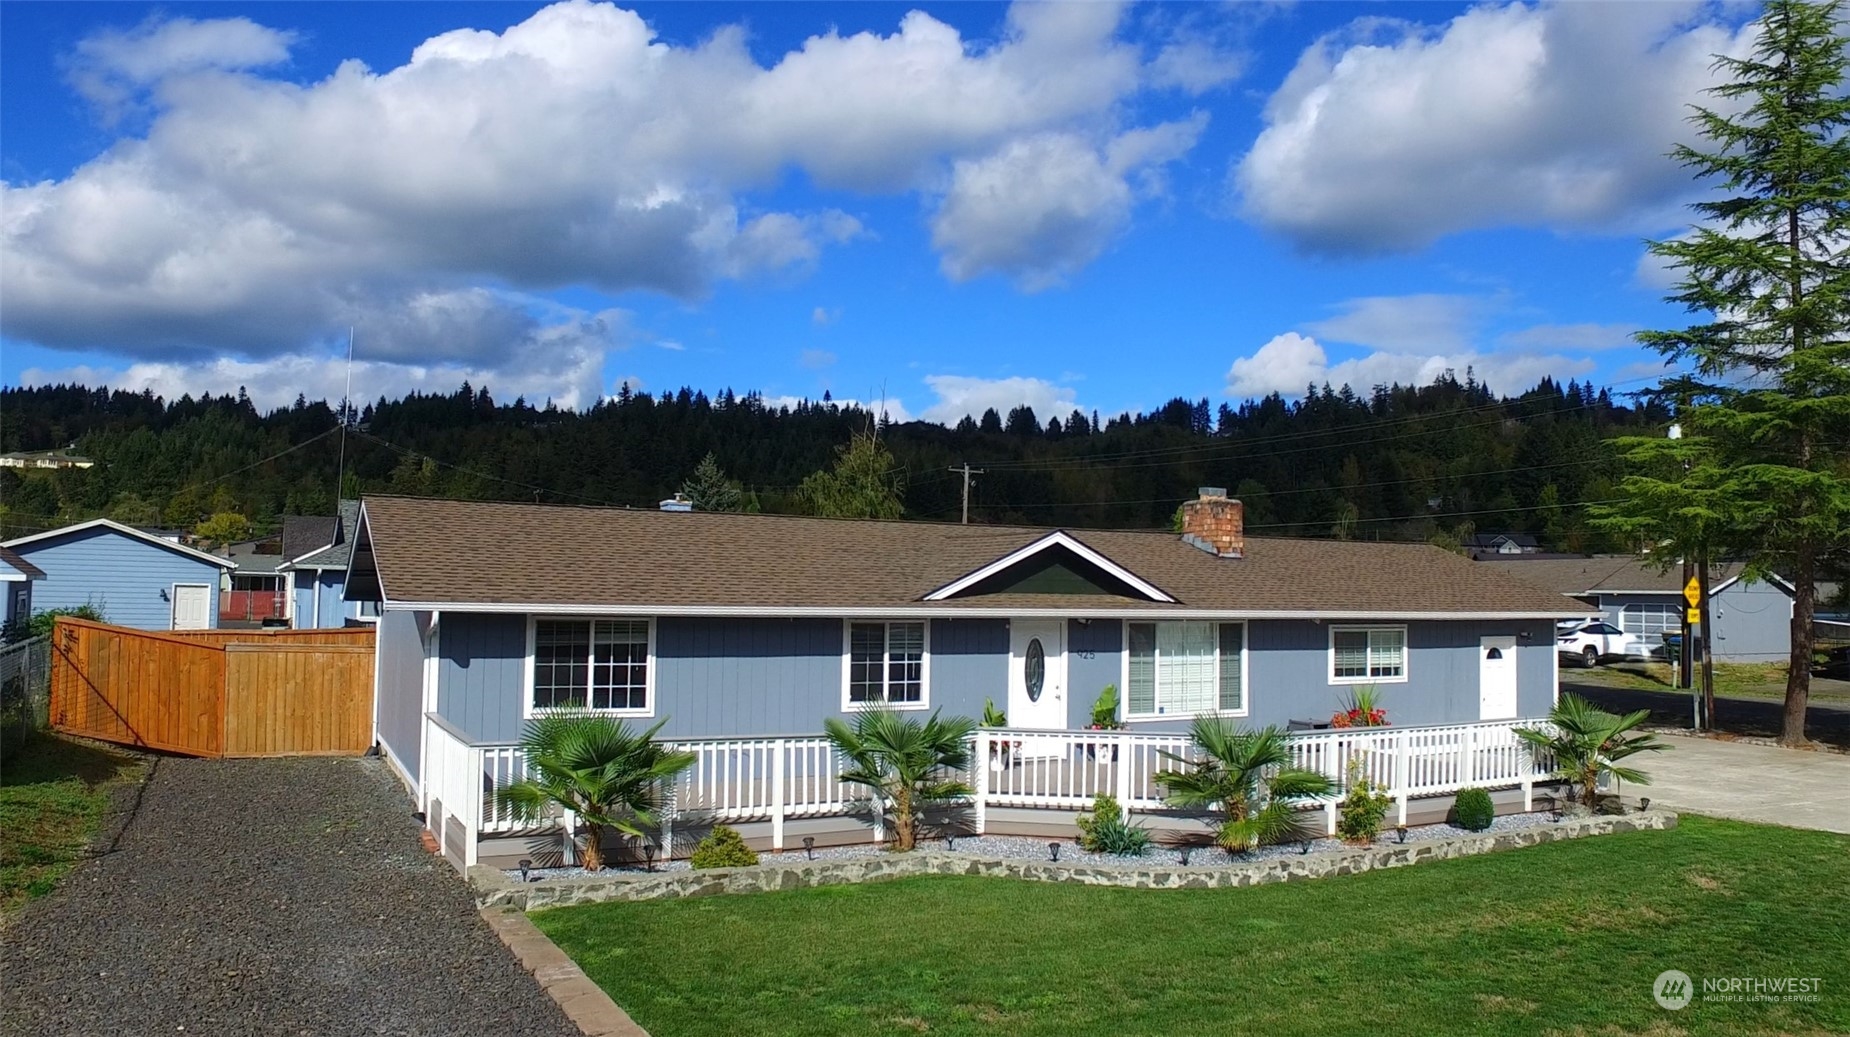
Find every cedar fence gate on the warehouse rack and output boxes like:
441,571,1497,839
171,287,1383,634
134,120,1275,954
48,617,374,757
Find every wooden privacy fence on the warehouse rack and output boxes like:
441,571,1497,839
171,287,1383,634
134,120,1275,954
49,618,374,757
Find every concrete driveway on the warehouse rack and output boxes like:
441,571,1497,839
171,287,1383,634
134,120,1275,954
1632,736,1850,834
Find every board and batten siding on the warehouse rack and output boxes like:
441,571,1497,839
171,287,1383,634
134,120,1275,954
374,608,427,783
428,612,1559,744
1711,579,1794,663
11,527,223,630
292,570,357,629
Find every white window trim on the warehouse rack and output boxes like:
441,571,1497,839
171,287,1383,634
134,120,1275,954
1119,620,1250,722
840,618,932,712
521,615,657,720
1328,624,1410,685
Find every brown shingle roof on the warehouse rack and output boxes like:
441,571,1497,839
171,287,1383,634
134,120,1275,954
356,495,1587,617
1477,556,1743,596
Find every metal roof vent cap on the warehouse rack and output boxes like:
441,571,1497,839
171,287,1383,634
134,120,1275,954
660,493,693,513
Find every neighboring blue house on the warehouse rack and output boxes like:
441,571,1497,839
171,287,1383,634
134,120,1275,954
350,491,1586,865
1,519,235,631
1479,555,1796,664
281,501,369,629
1,546,46,637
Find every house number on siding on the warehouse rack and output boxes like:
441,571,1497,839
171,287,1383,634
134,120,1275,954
1074,650,1096,660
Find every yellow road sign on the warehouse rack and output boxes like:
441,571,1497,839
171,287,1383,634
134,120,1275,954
1687,607,1701,625
1683,577,1701,606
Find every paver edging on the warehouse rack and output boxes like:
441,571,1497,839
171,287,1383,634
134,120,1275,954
470,808,1679,910
481,904,651,1037
1645,726,1850,756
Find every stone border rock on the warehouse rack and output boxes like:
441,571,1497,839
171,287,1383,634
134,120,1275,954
481,904,651,1037
470,809,1678,910
1646,725,1850,755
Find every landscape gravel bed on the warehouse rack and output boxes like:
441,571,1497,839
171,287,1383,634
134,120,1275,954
0,755,577,1037
509,810,1557,879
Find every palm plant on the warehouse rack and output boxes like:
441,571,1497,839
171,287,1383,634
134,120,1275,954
1516,693,1667,808
1155,717,1335,853
496,713,697,871
824,708,976,851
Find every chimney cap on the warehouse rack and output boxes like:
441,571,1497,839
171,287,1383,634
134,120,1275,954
1197,486,1227,500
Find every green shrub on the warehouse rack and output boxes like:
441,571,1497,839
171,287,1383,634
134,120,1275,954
1335,778,1392,845
28,604,106,639
1075,793,1122,851
1452,787,1495,832
1075,793,1152,857
1087,817,1152,857
689,825,759,869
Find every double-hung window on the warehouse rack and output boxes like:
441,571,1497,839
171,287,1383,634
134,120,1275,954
1125,621,1245,719
845,621,927,708
1329,626,1407,683
530,618,652,715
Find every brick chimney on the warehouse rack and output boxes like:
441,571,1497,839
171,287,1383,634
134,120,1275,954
1179,487,1243,559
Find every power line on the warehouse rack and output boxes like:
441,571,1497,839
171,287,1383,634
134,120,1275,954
353,429,622,507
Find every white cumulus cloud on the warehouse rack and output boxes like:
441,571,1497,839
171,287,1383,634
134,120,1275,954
5,1,1220,407
918,374,1083,425
1226,331,1595,400
1234,1,1756,253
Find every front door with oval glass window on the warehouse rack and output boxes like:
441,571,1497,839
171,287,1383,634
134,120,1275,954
1008,619,1067,730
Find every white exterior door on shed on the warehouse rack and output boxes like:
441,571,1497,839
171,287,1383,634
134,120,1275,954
1008,619,1067,731
171,583,212,630
1478,635,1518,720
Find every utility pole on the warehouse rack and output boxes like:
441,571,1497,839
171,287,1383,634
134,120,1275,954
949,463,984,524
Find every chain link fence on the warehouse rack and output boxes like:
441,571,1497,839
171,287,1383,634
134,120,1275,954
1,635,52,756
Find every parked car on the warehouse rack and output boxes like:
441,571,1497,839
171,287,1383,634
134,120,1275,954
1557,621,1663,667
1814,645,1850,681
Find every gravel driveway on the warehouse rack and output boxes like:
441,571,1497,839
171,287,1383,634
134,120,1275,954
1,755,579,1036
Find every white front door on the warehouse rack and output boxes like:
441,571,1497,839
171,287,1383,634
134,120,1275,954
1479,635,1518,720
171,583,212,630
1008,619,1068,730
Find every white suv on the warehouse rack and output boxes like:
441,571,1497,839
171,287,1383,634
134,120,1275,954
1557,621,1658,667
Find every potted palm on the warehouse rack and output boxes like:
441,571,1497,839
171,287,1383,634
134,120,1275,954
1516,693,1667,812
1156,717,1335,854
981,698,1018,771
825,707,976,851
495,712,697,872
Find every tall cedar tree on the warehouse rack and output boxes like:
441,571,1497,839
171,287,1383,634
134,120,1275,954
680,452,744,512
1635,0,1850,745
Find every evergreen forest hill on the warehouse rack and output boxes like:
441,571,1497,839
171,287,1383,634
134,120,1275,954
0,373,1669,551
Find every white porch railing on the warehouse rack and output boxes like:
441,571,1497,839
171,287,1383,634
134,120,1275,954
417,715,1556,866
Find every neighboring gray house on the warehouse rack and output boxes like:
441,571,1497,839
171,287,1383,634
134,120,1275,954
350,491,1586,864
1478,555,1795,664
1,545,45,636
1,519,236,631
281,501,369,629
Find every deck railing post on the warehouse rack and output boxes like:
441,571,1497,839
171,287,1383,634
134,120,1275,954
1394,731,1409,827
770,738,787,851
1459,726,1475,790
973,731,989,835
464,743,483,867
1113,732,1133,806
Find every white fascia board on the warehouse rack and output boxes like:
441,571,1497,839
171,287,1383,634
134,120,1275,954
2,517,237,569
383,601,1587,621
921,530,1176,603
0,572,28,582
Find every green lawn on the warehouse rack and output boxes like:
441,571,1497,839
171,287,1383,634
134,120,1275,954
1573,661,1850,705
536,818,1850,1037
0,734,145,918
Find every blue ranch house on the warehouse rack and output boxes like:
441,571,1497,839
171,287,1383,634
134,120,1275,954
348,491,1589,868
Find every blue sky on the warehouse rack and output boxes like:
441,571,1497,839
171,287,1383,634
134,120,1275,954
0,1,1754,423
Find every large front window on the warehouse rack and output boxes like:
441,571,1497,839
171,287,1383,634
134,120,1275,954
1126,621,1244,718
1330,626,1407,683
531,619,651,714
846,621,926,707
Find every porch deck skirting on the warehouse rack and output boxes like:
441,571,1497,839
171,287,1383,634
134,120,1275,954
418,715,1556,869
